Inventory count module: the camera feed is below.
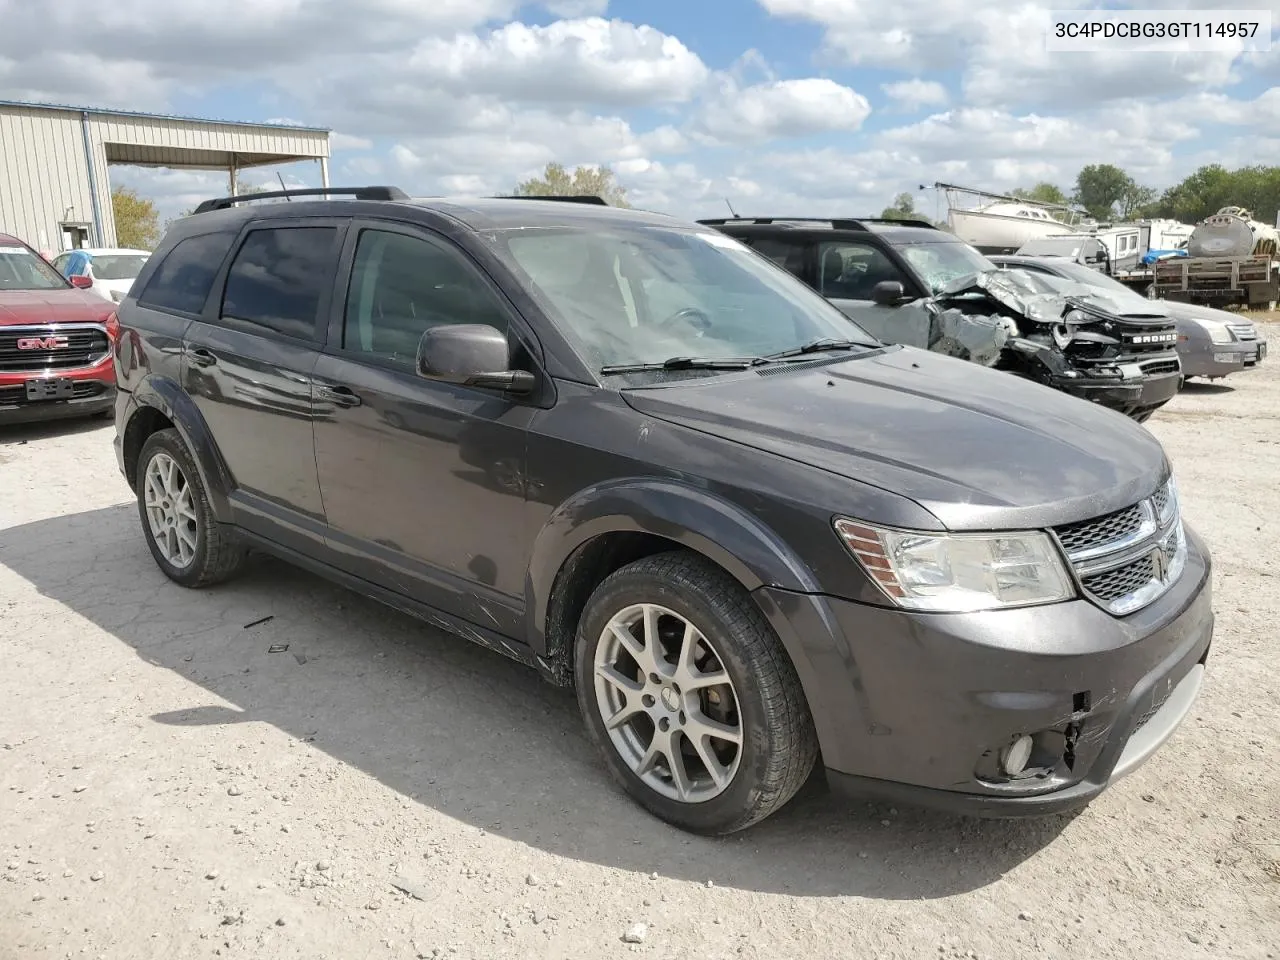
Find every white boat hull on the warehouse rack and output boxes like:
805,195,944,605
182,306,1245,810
949,208,1082,252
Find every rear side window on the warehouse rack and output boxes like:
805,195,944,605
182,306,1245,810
137,232,235,314
221,226,338,340
744,236,808,277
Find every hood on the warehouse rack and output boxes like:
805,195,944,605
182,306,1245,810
940,270,1171,325
622,346,1167,531
1157,298,1251,326
0,289,116,326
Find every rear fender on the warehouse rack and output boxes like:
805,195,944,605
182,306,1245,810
128,375,234,521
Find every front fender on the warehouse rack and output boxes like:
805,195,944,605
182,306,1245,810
525,478,822,655
129,375,235,522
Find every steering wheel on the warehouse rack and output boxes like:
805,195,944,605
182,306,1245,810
655,306,712,332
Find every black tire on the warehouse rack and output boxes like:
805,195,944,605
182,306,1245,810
574,551,818,835
136,428,247,588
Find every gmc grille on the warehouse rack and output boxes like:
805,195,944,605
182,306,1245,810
0,326,110,372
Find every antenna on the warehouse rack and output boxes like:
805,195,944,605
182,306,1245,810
277,172,291,199
725,197,739,218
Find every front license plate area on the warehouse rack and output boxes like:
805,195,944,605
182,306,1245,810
25,378,75,401
1119,362,1144,380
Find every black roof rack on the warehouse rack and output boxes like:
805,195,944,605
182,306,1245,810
697,216,938,231
493,195,609,205
192,186,411,214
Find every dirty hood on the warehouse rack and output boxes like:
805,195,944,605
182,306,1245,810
938,270,1171,325
623,346,1167,530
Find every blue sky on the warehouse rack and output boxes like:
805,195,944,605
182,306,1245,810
1,0,1276,221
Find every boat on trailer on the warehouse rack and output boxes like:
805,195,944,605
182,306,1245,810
926,181,1093,254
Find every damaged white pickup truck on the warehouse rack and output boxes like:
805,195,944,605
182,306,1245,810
700,216,1183,422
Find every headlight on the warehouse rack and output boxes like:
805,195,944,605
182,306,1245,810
1195,319,1233,344
834,519,1074,612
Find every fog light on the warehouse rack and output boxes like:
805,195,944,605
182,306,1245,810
1001,735,1034,776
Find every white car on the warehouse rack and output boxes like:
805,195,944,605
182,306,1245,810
52,247,151,303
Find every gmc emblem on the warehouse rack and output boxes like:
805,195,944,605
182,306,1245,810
16,336,70,350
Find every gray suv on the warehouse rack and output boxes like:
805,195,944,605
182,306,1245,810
111,188,1213,834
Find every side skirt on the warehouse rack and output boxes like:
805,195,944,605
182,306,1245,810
232,525,547,677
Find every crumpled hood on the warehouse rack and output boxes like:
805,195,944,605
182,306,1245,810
0,289,116,326
938,270,1171,326
623,346,1168,530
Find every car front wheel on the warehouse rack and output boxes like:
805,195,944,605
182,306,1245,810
136,428,247,587
575,551,818,835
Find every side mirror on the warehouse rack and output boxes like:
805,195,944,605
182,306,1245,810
416,324,535,395
871,280,906,306
69,274,93,288
1090,250,1107,263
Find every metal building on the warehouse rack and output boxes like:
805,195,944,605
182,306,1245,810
0,100,331,252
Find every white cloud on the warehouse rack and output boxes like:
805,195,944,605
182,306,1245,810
331,132,374,151
757,0,1270,109
881,79,948,111
695,77,871,143
405,18,709,106
543,0,610,14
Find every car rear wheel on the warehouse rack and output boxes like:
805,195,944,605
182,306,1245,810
574,551,817,835
136,428,247,588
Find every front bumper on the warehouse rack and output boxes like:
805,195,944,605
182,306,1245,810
1179,338,1264,378
1052,369,1182,416
0,355,116,425
754,524,1213,817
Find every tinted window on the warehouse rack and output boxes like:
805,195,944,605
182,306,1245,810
343,229,507,368
91,254,149,280
817,241,908,300
222,227,338,340
745,236,808,277
138,233,235,314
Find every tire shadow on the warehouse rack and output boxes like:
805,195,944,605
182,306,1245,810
0,504,1074,899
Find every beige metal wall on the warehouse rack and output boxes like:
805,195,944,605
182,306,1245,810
0,103,330,253
0,106,99,252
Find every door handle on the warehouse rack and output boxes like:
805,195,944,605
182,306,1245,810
317,384,362,407
187,347,217,367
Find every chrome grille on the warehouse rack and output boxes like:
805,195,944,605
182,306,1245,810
1054,477,1185,616
1056,503,1145,555
0,325,110,373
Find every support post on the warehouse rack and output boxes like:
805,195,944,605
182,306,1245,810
229,154,238,196
319,157,330,189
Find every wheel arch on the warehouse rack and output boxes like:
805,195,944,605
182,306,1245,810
124,376,234,521
525,479,821,685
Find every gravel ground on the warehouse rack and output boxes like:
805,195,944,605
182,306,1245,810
2,327,1278,960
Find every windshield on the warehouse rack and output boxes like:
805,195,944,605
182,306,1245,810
898,239,996,293
0,245,69,290
490,224,878,373
91,254,149,280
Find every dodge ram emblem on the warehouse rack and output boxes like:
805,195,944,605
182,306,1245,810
16,336,70,350
1151,544,1171,582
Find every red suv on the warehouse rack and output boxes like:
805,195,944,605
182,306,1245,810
0,233,119,425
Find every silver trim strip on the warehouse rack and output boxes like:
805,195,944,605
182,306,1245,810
1110,664,1204,782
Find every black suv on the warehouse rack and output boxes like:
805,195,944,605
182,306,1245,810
112,188,1213,834
699,217,1183,421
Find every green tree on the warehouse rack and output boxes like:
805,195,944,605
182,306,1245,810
879,191,928,222
1150,164,1280,224
1011,182,1068,206
513,162,630,206
1073,164,1138,220
112,186,160,249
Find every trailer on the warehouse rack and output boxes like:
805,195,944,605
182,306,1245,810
1151,207,1280,310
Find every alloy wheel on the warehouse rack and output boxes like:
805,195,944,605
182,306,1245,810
143,452,198,569
592,603,743,803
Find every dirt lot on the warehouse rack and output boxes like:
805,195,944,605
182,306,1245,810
2,327,1278,960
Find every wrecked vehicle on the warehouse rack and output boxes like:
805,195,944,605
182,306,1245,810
698,216,1183,421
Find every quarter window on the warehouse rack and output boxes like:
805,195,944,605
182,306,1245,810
342,229,508,368
221,227,339,340
136,232,236,314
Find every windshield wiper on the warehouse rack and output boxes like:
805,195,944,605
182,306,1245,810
600,356,766,375
760,338,872,362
